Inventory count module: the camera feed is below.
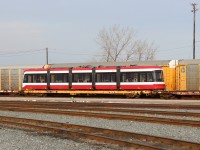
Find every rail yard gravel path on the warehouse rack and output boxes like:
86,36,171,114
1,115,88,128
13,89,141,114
0,127,114,150
1,97,200,150
0,109,200,150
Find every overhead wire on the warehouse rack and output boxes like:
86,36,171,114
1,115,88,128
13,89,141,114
49,48,94,56
0,49,45,56
157,43,200,54
0,43,199,58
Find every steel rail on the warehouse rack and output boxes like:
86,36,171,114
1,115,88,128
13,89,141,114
0,117,162,150
0,100,200,109
0,116,199,150
1,103,200,118
0,106,200,128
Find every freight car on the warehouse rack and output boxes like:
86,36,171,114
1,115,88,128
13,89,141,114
22,65,165,97
162,59,200,98
0,65,43,94
1,59,200,98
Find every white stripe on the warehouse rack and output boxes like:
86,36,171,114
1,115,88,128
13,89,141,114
50,83,69,85
72,83,92,85
96,70,116,73
24,69,162,74
120,69,162,72
24,71,47,74
22,83,46,86
95,83,116,85
23,82,164,85
50,71,69,73
120,82,165,85
72,70,92,73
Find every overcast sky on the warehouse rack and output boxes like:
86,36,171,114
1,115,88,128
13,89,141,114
0,0,199,66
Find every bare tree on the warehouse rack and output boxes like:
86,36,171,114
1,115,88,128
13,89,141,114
133,40,157,61
96,25,157,62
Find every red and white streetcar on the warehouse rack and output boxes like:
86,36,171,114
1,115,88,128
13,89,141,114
22,65,165,97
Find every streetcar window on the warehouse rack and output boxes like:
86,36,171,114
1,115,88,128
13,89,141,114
121,73,126,82
120,72,139,82
23,74,46,83
23,74,33,83
25,74,34,83
50,73,68,83
147,72,153,82
35,74,46,83
155,70,164,82
27,75,32,83
139,73,146,82
23,75,29,83
72,73,92,82
133,73,139,82
96,73,116,82
121,72,154,82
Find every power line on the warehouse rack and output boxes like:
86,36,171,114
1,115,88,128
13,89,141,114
0,49,45,56
157,44,197,53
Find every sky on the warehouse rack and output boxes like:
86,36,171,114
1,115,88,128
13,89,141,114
0,0,199,66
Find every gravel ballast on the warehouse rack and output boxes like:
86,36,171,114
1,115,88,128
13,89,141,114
0,110,200,150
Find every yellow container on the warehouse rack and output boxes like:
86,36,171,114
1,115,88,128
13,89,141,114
162,65,176,91
176,65,187,90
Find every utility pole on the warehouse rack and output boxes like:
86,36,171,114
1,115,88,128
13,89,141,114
191,3,198,59
46,47,48,64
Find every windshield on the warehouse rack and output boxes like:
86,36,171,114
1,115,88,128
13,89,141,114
155,70,164,82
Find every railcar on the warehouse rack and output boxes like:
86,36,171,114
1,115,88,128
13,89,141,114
22,65,165,97
3,59,200,98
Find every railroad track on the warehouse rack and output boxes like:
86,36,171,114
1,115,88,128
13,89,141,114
0,106,200,128
1,103,200,118
0,101,200,127
0,116,199,150
1,100,200,109
0,100,200,149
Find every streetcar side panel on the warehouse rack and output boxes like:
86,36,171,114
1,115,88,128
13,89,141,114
95,67,117,90
120,66,165,90
71,68,92,90
23,69,47,90
50,68,69,90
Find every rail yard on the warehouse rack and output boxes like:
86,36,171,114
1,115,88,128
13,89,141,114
0,97,200,149
1,0,198,149
1,60,200,149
